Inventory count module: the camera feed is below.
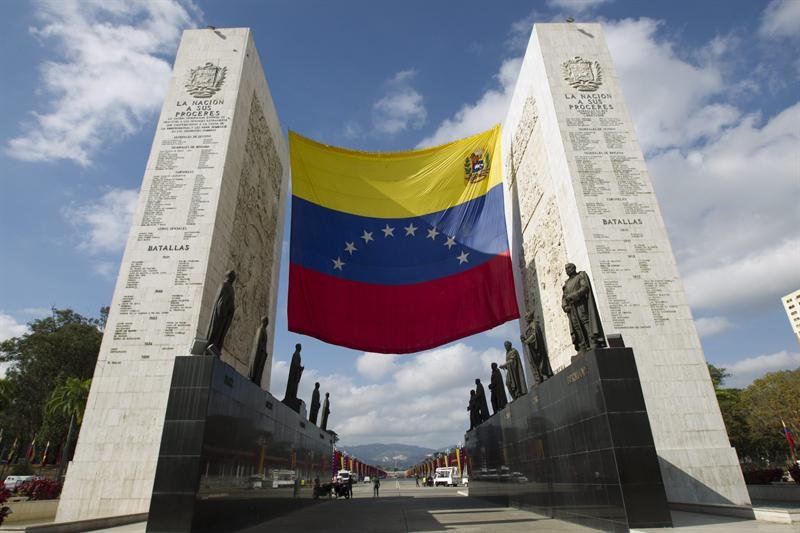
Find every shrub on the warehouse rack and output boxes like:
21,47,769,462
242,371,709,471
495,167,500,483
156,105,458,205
9,464,34,476
789,463,800,486
742,468,784,485
15,479,62,500
0,488,10,525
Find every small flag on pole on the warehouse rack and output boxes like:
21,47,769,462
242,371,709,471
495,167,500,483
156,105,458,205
781,418,797,461
40,441,51,466
25,438,36,463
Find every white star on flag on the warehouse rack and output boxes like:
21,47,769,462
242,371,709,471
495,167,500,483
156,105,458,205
457,251,469,264
404,223,418,236
427,227,439,240
381,224,395,237
443,236,456,249
332,257,345,270
344,242,357,254
361,230,374,243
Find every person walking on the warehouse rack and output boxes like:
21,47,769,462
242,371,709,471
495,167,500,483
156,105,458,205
373,476,380,497
347,476,353,499
415,474,420,487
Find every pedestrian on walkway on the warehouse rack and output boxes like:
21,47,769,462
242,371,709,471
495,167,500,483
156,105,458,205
347,476,353,499
415,474,419,487
373,476,380,497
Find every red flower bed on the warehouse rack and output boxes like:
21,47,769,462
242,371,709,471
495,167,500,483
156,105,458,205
15,479,63,500
789,463,800,485
0,488,10,525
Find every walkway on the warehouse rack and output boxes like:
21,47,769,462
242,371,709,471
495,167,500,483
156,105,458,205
89,479,800,532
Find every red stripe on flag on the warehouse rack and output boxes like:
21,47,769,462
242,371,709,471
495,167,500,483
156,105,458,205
289,252,519,354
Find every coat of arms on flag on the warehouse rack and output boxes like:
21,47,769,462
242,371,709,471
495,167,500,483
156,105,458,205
464,149,491,183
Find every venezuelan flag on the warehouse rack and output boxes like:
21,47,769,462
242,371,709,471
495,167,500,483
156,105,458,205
288,125,519,354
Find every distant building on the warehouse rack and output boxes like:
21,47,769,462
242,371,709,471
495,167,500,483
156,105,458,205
782,289,800,345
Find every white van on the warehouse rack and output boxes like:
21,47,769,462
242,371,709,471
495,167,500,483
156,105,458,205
433,467,462,487
336,469,351,483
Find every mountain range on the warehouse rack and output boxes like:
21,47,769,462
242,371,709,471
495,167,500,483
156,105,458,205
338,443,439,469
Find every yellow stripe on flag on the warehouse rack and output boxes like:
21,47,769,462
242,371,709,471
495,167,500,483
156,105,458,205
289,126,502,218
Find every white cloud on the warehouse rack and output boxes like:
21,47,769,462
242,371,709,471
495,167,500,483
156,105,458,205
485,320,518,340
0,313,28,342
694,316,734,338
683,239,800,311
356,353,398,381
271,342,507,448
723,350,800,388
604,18,739,154
5,0,199,166
372,69,427,135
417,57,521,148
64,188,138,253
759,0,800,39
547,0,610,14
648,104,800,311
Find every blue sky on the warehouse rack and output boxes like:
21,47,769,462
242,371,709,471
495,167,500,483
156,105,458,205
0,0,798,449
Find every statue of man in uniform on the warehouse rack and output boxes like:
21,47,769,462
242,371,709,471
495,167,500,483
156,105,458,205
248,316,269,386
321,392,331,430
561,263,606,355
467,390,478,430
500,341,527,400
474,379,490,422
488,362,508,414
284,343,304,402
204,270,236,357
521,311,553,383
309,382,321,425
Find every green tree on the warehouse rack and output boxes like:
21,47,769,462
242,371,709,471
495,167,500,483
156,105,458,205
47,377,91,424
709,363,756,462
0,309,102,446
707,363,730,389
740,369,800,462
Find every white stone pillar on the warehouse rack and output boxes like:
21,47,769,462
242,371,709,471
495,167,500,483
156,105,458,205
57,28,288,520
504,22,749,506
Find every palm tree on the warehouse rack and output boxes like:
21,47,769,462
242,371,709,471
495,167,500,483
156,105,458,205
46,377,91,479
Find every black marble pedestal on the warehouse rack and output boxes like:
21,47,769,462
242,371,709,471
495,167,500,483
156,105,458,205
465,347,672,531
147,356,334,532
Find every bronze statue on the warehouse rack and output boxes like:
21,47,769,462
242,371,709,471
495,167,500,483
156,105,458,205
321,392,330,430
248,316,269,386
284,343,304,402
488,362,508,414
474,379,490,422
309,382,321,424
521,311,553,383
467,390,478,430
204,270,236,357
501,341,527,400
562,263,606,354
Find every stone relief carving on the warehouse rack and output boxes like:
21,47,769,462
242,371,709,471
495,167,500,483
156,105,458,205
511,96,538,173
223,93,283,368
514,110,574,373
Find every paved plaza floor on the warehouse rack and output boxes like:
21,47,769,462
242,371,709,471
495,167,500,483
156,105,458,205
87,480,798,532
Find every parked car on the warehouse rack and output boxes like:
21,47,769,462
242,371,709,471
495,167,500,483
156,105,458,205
4,475,40,491
433,467,462,487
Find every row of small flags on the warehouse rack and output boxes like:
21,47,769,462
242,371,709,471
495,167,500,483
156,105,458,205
0,431,61,466
332,450,387,479
406,446,468,478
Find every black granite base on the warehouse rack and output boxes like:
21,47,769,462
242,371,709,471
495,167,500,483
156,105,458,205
465,347,672,532
147,356,334,533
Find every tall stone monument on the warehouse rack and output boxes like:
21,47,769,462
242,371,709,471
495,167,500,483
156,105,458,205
57,28,288,520
504,23,749,506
